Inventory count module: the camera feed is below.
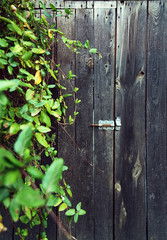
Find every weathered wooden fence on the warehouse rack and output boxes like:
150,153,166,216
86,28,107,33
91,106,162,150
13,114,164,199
1,0,167,239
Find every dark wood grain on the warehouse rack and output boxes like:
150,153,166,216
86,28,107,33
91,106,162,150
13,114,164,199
93,7,115,240
147,1,167,240
0,206,13,240
56,10,76,240
115,2,147,240
74,9,94,240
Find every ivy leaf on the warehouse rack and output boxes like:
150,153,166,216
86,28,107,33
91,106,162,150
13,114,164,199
0,188,9,202
15,186,45,208
22,51,33,61
0,148,24,168
78,209,86,216
35,133,50,148
9,123,20,135
0,58,8,65
59,203,68,212
65,209,75,216
0,38,8,48
0,79,20,91
10,44,23,54
12,22,22,35
7,65,13,75
25,89,34,101
14,126,32,157
0,92,8,105
63,195,71,207
42,158,64,193
24,30,37,40
3,169,20,186
76,202,81,211
27,166,44,180
34,70,42,84
40,111,51,127
9,198,20,222
37,126,51,133
74,213,79,223
89,48,97,54
32,48,45,54
50,111,60,118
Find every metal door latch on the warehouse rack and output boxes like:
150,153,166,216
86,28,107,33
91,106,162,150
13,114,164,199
91,117,121,131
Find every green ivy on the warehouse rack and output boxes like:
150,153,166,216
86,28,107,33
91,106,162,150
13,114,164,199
0,0,96,239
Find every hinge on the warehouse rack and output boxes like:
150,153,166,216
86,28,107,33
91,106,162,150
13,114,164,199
91,117,121,131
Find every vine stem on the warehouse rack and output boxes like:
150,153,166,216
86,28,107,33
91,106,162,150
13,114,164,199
21,170,78,240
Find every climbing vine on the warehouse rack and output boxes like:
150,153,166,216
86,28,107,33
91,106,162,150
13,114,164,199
0,0,98,239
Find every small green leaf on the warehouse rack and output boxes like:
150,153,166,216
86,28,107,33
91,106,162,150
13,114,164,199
3,169,20,186
0,188,10,202
12,22,22,35
14,126,32,157
10,44,23,54
47,197,62,207
50,3,57,11
74,213,79,223
22,51,33,60
24,31,37,40
20,215,29,224
37,126,51,133
9,123,20,135
15,12,26,23
76,202,81,211
0,79,20,91
25,89,34,101
40,111,51,127
0,92,8,105
0,58,7,65
32,48,45,54
83,40,90,49
89,48,97,54
78,209,86,216
65,209,75,216
42,158,64,193
15,186,45,208
0,38,8,47
27,166,44,180
0,148,24,168
21,41,34,47
9,198,20,222
59,203,68,212
35,133,50,148
8,65,13,75
63,196,71,207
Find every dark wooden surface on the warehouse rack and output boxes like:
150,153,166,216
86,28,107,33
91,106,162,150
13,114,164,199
115,2,147,240
74,9,94,240
93,7,115,240
147,1,167,240
1,1,167,240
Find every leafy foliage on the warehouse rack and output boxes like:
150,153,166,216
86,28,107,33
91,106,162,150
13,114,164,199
0,0,96,239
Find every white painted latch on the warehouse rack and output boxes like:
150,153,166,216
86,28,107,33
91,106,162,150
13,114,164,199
91,117,121,131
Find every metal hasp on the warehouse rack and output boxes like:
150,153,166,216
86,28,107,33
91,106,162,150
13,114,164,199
91,117,121,131
99,120,115,130
115,117,121,131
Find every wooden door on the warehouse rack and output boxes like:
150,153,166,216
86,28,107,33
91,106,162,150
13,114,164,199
0,1,167,240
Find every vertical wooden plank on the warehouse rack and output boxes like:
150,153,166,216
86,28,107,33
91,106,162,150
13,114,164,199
74,9,94,240
56,10,76,240
115,2,147,240
93,7,115,240
147,1,167,240
0,206,13,240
